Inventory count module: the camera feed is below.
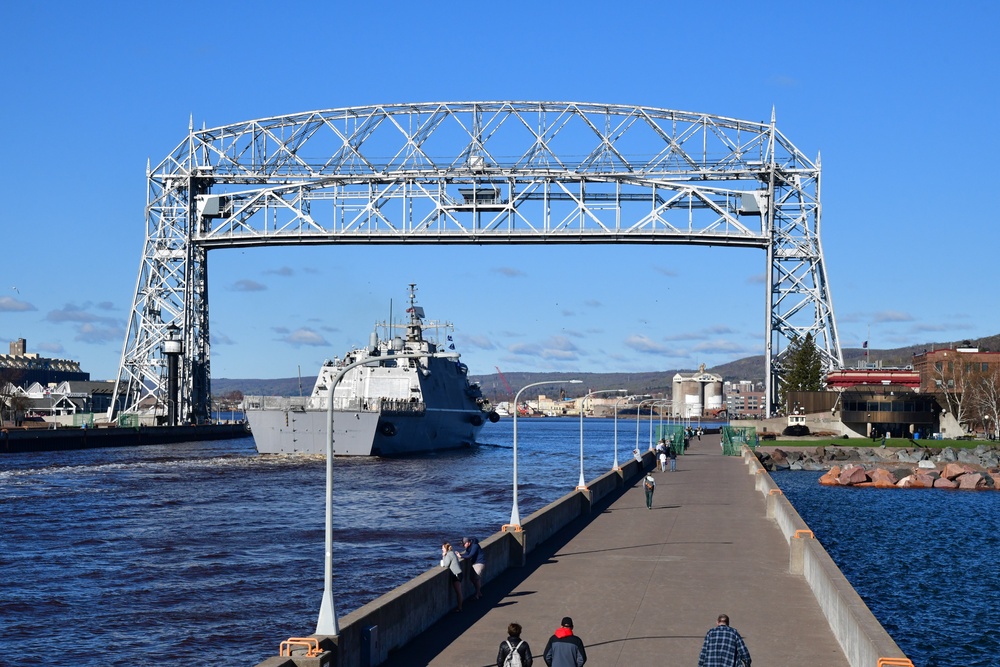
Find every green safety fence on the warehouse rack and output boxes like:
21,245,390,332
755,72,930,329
720,425,758,456
117,413,140,428
72,413,95,427
654,424,687,454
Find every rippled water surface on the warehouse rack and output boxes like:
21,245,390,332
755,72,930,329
0,417,642,666
774,470,997,667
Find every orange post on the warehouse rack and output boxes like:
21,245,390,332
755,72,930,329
280,637,321,658
877,659,913,667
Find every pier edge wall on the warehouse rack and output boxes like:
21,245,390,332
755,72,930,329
259,453,651,667
743,448,909,667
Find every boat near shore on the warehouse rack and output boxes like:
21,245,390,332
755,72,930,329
243,286,499,456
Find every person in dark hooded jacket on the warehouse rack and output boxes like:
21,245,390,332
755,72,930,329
542,617,586,666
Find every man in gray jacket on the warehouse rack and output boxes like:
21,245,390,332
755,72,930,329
542,617,586,667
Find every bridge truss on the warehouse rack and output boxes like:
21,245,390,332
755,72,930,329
111,101,843,421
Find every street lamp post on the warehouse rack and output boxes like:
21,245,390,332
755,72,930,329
506,379,582,532
316,350,459,637
654,400,672,446
613,394,648,471
635,398,660,457
578,389,625,489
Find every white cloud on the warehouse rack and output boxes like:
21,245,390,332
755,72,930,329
46,303,119,326
75,322,124,344
624,334,671,354
281,328,328,347
0,296,35,312
873,310,914,323
461,334,495,350
212,332,236,345
232,279,267,292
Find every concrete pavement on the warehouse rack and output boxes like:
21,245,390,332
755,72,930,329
381,434,850,666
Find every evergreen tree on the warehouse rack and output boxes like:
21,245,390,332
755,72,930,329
781,333,824,405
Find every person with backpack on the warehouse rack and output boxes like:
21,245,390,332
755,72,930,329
497,621,533,667
643,472,655,510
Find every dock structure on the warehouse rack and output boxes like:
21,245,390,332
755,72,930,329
260,435,909,667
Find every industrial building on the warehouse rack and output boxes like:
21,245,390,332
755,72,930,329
672,365,724,418
0,338,90,386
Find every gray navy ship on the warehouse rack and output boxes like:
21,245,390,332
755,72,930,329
243,285,499,456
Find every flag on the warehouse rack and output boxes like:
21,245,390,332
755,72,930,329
863,341,868,357
448,344,455,350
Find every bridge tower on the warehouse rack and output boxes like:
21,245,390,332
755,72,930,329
110,102,843,422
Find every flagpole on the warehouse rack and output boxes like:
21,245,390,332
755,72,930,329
864,324,870,368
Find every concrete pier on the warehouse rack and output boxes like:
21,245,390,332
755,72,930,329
259,435,909,667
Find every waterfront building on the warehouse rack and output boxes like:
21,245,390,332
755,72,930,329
911,345,1000,393
724,380,765,419
672,365,724,418
0,338,89,386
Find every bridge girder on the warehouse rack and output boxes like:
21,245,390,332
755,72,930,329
111,102,843,421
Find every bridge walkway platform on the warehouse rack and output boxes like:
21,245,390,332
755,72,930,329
380,435,849,667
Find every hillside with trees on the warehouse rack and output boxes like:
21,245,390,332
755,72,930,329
211,334,1000,401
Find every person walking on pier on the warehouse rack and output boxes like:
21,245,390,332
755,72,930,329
460,536,485,600
497,621,533,667
440,541,463,612
668,441,677,472
698,614,751,667
643,472,655,509
543,616,586,667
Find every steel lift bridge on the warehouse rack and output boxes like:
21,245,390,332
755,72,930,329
110,101,843,423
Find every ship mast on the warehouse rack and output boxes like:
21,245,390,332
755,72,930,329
405,283,424,343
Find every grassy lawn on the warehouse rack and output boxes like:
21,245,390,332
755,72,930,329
765,437,994,450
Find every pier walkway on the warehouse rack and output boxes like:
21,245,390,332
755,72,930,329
380,435,849,667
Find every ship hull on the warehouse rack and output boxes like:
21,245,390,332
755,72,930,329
245,407,485,456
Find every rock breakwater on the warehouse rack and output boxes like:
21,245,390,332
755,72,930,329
755,444,1000,490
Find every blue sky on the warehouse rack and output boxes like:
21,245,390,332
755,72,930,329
1,1,997,382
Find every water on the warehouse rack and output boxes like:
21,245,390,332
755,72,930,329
0,420,979,667
774,470,999,667
0,416,639,666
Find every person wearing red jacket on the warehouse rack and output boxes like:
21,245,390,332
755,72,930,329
542,617,586,667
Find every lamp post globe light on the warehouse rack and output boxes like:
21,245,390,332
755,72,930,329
507,379,582,531
613,394,648,471
316,351,459,637
578,389,626,489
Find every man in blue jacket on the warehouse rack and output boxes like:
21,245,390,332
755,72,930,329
460,536,484,600
543,616,586,667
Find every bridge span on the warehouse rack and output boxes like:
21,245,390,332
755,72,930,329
111,102,843,424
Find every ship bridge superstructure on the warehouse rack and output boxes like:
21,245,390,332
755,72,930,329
111,101,843,421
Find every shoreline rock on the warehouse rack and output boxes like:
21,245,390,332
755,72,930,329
756,445,1000,490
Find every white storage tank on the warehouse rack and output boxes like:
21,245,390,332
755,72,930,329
681,379,702,418
672,373,685,417
703,381,723,413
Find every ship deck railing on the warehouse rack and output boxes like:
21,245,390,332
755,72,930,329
242,396,426,414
